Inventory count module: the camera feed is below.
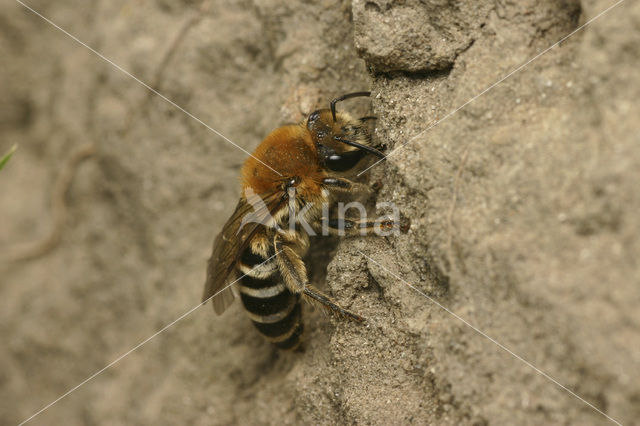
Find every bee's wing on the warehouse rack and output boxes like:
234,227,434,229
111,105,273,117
202,191,286,314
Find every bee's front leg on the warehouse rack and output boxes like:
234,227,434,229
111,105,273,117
273,233,365,323
319,177,410,235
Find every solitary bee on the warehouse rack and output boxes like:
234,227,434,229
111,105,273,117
202,92,405,350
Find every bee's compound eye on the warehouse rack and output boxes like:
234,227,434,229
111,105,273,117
324,150,366,172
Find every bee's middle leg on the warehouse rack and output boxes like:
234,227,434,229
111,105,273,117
321,177,377,196
313,216,402,237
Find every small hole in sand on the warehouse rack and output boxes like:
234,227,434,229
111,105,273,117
365,2,381,13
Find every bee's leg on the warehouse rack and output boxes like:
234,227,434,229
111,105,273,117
273,233,365,323
321,177,378,196
303,285,365,323
273,233,308,294
319,177,410,235
313,216,409,237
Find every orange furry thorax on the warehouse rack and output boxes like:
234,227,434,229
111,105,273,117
241,124,326,198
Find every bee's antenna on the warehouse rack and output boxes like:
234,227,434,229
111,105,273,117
334,136,385,159
330,91,371,122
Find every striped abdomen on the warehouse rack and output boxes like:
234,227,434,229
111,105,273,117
237,247,303,350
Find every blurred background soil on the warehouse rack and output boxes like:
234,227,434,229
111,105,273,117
1,0,639,424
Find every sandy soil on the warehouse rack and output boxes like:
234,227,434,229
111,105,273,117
1,0,639,425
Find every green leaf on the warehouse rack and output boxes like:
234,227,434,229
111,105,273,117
0,144,17,171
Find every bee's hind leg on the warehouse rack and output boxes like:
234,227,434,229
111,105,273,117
274,233,365,323
273,233,308,294
303,285,365,323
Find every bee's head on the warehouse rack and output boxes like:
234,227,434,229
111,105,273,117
306,108,384,172
306,109,339,147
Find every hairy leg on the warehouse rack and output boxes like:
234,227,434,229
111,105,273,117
274,232,365,322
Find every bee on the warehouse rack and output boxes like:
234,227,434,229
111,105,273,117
202,92,405,350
